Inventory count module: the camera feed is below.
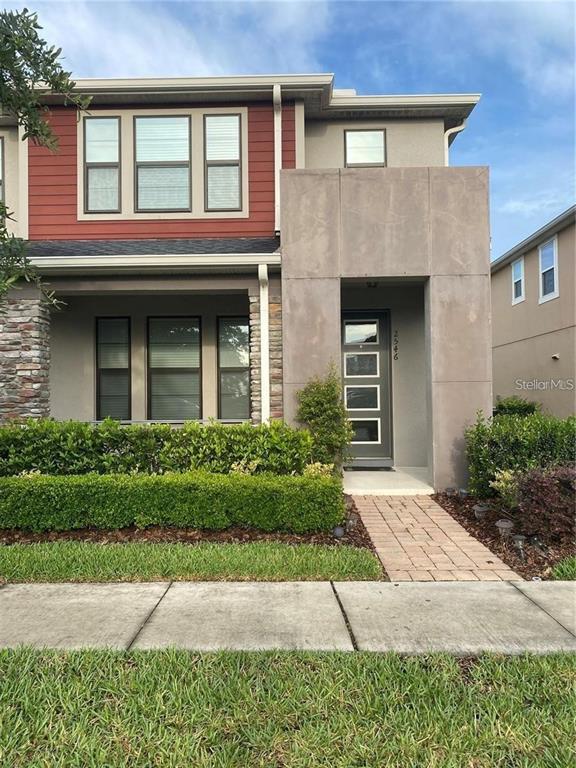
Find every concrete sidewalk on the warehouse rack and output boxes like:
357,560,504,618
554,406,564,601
0,581,574,654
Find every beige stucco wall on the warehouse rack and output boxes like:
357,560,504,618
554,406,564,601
491,223,575,417
305,119,445,169
50,292,250,421
342,282,427,467
280,166,491,489
0,126,20,235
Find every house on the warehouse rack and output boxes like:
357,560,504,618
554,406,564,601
491,205,576,418
0,74,491,489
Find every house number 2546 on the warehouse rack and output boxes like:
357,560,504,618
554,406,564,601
393,330,399,360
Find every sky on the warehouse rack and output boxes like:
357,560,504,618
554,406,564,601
3,0,575,257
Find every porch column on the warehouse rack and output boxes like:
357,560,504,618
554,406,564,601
0,286,50,422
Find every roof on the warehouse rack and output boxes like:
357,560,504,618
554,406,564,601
37,73,480,124
491,205,576,274
27,236,280,259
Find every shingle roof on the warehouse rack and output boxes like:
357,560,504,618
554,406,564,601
27,237,280,259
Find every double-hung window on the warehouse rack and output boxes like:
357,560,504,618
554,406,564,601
218,317,249,419
344,129,386,167
96,318,131,420
539,238,559,303
511,257,525,304
147,318,201,420
135,116,191,212
204,114,241,211
84,117,120,212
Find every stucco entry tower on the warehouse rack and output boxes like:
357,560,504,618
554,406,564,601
280,166,492,490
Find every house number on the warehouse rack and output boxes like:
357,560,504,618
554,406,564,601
393,330,399,360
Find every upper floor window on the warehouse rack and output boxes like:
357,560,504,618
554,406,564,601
84,117,120,213
344,130,386,168
511,257,525,305
539,238,559,303
135,116,191,212
205,114,241,211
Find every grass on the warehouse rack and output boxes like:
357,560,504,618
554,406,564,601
0,649,574,767
551,556,576,581
0,541,382,583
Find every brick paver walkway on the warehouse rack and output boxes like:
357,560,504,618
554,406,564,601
354,495,521,582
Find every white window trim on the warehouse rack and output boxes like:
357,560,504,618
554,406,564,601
343,318,379,346
344,351,380,378
77,106,249,221
511,256,525,305
538,236,559,304
344,384,380,412
350,417,381,445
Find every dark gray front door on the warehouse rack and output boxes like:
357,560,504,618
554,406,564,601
342,311,393,467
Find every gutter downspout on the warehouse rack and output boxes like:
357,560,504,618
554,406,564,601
273,84,282,233
443,119,467,166
258,263,270,423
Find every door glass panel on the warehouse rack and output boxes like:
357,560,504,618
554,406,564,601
345,353,378,377
346,386,379,410
344,321,377,345
350,420,380,443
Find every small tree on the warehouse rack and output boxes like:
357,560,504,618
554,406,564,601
0,8,89,307
297,366,353,468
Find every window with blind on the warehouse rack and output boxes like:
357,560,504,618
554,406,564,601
148,318,201,420
84,118,120,212
204,114,241,211
344,129,386,167
218,317,249,420
135,116,191,212
96,318,131,420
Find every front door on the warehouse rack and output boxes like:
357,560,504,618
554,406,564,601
342,311,393,467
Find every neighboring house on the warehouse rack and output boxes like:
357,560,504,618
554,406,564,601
491,206,576,418
0,74,491,488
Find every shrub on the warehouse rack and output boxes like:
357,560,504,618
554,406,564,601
466,412,576,498
516,466,575,541
297,367,353,466
489,469,520,510
494,395,541,417
0,472,345,534
0,419,313,477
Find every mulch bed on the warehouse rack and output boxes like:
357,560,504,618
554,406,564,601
434,493,575,580
0,495,374,551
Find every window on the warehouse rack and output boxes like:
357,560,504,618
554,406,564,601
344,320,378,345
96,318,131,420
511,257,525,304
205,114,241,211
218,317,250,419
135,116,191,212
147,318,200,420
350,419,381,444
344,352,379,378
84,118,120,212
344,130,386,167
345,385,380,411
539,239,559,303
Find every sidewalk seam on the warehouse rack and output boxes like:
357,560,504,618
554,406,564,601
126,581,172,651
510,582,576,639
330,581,358,652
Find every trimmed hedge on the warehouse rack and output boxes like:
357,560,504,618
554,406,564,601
0,419,313,477
0,472,345,534
493,395,541,417
517,466,575,540
466,413,576,497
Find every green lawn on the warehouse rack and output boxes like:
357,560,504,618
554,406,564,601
0,541,381,583
551,556,576,581
0,650,574,767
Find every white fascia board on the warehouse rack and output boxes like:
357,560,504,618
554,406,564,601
30,253,281,273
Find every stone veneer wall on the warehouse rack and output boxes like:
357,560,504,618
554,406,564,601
249,289,283,423
0,295,50,422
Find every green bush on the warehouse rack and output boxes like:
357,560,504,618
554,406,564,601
0,472,344,533
494,395,541,417
0,419,313,477
466,412,576,498
297,368,353,466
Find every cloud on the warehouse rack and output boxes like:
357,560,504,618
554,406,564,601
6,1,331,78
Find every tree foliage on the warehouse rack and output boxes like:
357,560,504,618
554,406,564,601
0,8,89,306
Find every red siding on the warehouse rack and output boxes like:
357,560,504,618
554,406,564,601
28,103,294,240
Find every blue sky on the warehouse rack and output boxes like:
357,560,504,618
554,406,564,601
5,0,575,257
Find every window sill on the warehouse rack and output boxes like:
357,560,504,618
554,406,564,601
538,292,559,305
